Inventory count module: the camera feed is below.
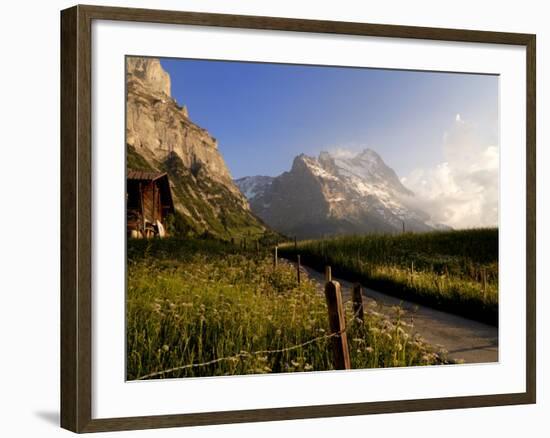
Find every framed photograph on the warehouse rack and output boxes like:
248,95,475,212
60,4,536,433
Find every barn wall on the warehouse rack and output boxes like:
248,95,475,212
141,181,164,224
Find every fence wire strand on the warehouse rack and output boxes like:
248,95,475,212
137,298,364,381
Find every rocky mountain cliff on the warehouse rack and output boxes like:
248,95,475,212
126,57,267,238
236,149,447,239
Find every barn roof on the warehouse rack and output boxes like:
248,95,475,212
127,171,167,181
127,171,175,214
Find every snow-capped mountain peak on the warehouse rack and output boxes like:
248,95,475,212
234,175,274,200
235,149,446,238
325,149,413,197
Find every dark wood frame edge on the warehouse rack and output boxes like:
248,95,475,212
60,4,536,433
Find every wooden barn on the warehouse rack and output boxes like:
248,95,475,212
127,171,175,238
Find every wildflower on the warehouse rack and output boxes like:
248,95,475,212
366,347,374,354
162,344,169,352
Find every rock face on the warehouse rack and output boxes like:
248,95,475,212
127,57,171,96
236,149,446,239
126,57,266,237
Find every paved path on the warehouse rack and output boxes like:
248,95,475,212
295,261,498,364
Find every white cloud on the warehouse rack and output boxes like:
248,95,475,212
402,117,498,229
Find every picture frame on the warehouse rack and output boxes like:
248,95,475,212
60,4,536,433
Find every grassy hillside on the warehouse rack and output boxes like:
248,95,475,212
127,238,448,380
161,152,267,239
127,144,155,171
278,229,498,325
127,145,272,240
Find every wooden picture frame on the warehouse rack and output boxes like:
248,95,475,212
60,4,536,433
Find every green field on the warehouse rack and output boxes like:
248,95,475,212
278,229,498,325
127,238,448,380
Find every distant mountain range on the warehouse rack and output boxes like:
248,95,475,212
235,149,450,239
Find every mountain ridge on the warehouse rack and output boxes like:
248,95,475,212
235,149,449,238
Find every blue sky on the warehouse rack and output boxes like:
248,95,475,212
160,58,498,183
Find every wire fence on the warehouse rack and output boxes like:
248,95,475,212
137,296,363,380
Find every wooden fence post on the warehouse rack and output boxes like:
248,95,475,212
296,255,301,284
256,240,260,253
482,268,487,302
273,245,278,268
294,236,297,250
324,281,351,370
325,265,332,282
352,283,364,322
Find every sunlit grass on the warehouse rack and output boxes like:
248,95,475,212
127,239,447,380
278,229,498,325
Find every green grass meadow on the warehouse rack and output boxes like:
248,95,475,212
127,238,447,380
278,229,498,325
